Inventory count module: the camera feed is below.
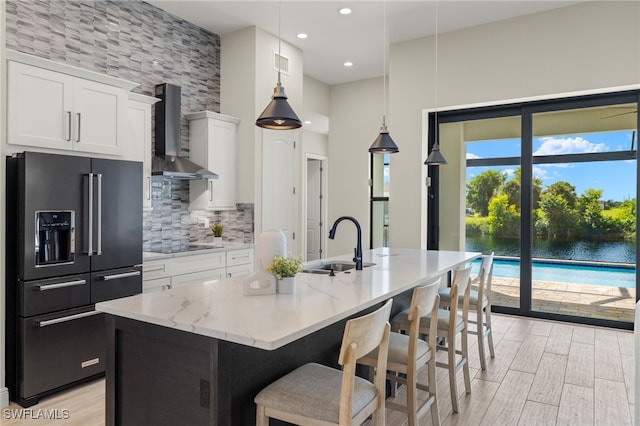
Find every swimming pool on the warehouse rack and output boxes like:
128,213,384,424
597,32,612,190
471,257,636,288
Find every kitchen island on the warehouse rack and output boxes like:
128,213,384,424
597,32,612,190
96,248,480,425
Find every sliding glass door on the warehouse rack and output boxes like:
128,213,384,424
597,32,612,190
433,91,639,329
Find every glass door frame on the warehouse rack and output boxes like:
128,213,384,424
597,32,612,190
428,90,639,330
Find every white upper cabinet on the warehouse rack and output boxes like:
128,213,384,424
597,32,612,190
6,51,138,158
187,111,241,210
127,93,160,211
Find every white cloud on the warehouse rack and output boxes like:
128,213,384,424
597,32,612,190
533,136,607,156
466,153,481,159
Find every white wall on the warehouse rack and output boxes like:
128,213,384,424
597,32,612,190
328,77,383,256
377,1,640,249
221,26,304,252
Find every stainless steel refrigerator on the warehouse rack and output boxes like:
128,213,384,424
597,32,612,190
6,151,143,407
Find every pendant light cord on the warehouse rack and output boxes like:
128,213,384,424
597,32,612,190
277,0,282,85
434,1,439,146
382,0,387,126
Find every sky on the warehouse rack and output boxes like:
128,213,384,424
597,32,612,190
466,130,636,202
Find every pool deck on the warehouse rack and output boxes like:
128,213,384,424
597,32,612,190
490,276,635,323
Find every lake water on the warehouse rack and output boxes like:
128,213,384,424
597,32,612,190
466,236,636,264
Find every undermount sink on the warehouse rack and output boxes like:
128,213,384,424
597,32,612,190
302,261,375,274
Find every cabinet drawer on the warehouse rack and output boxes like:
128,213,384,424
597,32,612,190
171,269,225,288
226,264,253,278
20,274,91,317
226,248,254,268
143,277,171,293
91,266,142,304
143,259,172,280
171,252,225,276
20,307,105,398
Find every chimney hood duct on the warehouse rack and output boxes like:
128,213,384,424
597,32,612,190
152,83,218,180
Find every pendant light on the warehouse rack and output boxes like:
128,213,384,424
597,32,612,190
255,2,301,130
369,1,399,154
424,1,447,165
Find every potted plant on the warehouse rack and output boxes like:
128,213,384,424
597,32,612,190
267,255,303,294
211,224,224,247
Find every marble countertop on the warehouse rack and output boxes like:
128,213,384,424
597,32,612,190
143,243,254,261
97,248,480,350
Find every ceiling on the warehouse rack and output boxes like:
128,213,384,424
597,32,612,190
147,0,584,86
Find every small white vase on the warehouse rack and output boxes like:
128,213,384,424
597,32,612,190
214,236,223,247
278,276,296,294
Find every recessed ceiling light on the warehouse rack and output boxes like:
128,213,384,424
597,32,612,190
339,7,352,15
297,33,308,39
304,120,312,125
344,61,353,67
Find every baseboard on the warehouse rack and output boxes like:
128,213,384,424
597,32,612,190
0,386,9,408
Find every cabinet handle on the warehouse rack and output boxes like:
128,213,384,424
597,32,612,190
37,279,86,291
66,111,72,141
209,180,213,201
102,270,141,281
37,310,101,328
76,112,81,142
87,173,94,256
96,174,102,256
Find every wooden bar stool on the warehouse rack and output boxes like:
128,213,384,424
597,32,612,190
439,253,495,370
359,279,441,426
391,267,472,414
254,299,393,425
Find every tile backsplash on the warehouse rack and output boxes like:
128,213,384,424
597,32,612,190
6,0,254,251
144,178,254,253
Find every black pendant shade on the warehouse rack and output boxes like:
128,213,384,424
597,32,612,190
256,83,302,130
369,123,399,153
424,141,447,165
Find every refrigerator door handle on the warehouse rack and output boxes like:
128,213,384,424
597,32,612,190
87,173,94,256
37,279,87,291
37,310,102,328
96,173,102,256
101,270,141,281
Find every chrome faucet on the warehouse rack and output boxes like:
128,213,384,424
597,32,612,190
328,216,363,270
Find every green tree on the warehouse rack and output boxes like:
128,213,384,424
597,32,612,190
499,167,542,210
543,181,577,209
466,170,506,216
487,194,520,237
537,192,577,238
576,188,605,238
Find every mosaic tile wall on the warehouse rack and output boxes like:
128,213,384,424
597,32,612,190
144,179,254,253
5,0,254,252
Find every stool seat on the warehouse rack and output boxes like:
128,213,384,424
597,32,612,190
393,307,464,334
439,288,488,308
255,362,377,423
365,331,431,365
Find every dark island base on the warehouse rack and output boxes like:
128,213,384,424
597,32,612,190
105,291,412,426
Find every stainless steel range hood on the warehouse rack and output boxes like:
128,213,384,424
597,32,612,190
152,83,218,180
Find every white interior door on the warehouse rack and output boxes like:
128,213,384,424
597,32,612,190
262,130,297,255
306,159,322,261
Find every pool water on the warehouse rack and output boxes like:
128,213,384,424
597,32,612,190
471,258,636,288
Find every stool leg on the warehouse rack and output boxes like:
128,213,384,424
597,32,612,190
486,305,495,358
462,326,471,395
448,337,459,413
428,355,440,426
477,305,487,370
256,405,268,426
407,366,418,426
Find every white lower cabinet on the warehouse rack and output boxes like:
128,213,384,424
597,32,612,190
142,248,254,293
